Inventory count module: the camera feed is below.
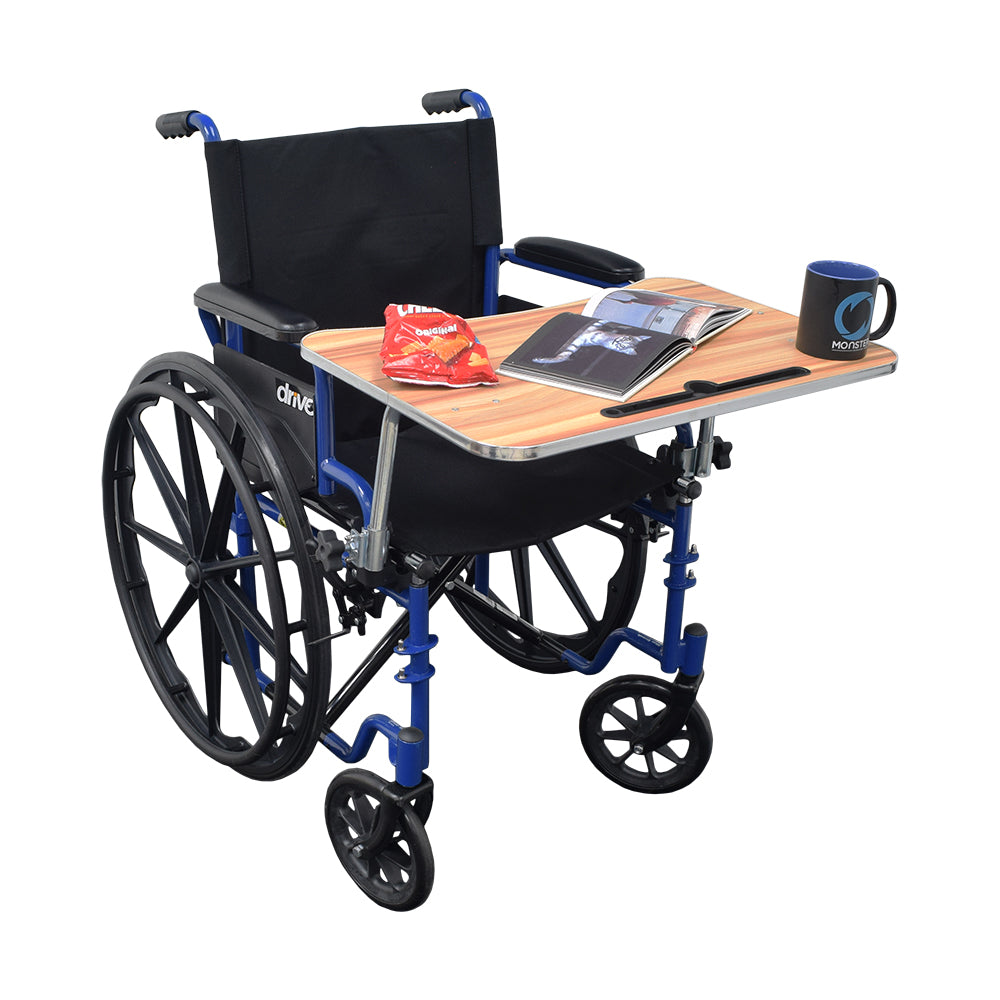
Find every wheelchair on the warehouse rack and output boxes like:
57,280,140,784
103,90,724,910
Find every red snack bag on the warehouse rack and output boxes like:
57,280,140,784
380,304,499,387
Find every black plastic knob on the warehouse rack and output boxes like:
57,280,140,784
404,554,438,581
312,530,346,573
711,436,733,470
673,477,703,500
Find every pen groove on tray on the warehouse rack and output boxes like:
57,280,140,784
600,367,811,418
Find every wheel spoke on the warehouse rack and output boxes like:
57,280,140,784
378,843,411,887
598,728,632,742
655,744,684,766
154,585,199,644
204,591,269,735
606,704,637,730
209,578,311,696
206,578,282,657
123,518,190,564
334,803,363,840
173,401,211,548
198,425,244,562
128,413,193,551
205,549,295,578
198,595,222,736
511,548,533,624
538,539,597,629
200,475,237,563
201,551,266,577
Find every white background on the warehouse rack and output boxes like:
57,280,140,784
4,1,997,997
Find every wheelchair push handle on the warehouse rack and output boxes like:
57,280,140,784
156,111,200,139
156,111,220,141
421,89,492,119
421,90,471,114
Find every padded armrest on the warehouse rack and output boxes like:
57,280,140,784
194,283,318,343
509,237,645,285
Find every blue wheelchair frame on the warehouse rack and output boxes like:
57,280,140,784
185,93,710,792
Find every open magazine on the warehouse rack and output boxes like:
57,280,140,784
497,287,751,401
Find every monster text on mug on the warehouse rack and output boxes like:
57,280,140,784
795,260,896,361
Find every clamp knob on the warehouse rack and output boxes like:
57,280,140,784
311,530,346,574
711,436,733,470
404,553,438,582
673,477,703,500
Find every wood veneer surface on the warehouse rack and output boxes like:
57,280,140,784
301,278,897,457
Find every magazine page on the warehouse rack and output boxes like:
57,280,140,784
583,287,749,343
498,312,692,400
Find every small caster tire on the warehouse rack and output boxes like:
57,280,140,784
579,674,713,793
325,768,434,911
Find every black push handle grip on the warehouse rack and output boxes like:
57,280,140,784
421,90,471,115
156,111,200,139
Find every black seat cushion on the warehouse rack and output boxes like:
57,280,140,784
333,425,667,556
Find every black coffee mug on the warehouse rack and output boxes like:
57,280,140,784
795,260,896,360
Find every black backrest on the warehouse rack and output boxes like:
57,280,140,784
203,118,503,330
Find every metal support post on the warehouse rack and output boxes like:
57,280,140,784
363,407,400,572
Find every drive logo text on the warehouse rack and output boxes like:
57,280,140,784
275,379,315,416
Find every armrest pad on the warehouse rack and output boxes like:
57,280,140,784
511,237,645,284
194,283,318,343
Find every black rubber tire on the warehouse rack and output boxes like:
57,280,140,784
325,769,435,911
104,353,331,780
579,674,713,793
448,509,648,673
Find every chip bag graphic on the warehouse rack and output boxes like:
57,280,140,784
380,304,499,387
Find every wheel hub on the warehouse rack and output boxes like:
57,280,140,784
184,560,203,589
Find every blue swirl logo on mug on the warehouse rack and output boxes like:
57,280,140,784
834,291,875,341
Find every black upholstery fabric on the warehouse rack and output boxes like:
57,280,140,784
204,119,502,332
202,112,664,560
334,426,667,556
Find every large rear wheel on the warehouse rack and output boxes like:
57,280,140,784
104,353,331,780
447,510,648,673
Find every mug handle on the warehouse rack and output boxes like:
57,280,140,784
870,277,896,340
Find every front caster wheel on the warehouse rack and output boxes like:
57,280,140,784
325,769,435,911
579,674,713,793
